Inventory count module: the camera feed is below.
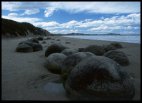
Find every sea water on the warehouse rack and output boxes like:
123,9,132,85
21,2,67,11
63,35,140,44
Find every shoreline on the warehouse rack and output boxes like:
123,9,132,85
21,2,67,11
62,35,140,44
2,36,140,100
62,36,140,44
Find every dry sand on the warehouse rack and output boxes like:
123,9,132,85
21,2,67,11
2,36,140,100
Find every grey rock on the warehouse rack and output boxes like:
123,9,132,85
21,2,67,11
61,52,95,81
104,50,130,66
41,41,46,44
37,36,43,41
64,56,134,100
45,43,67,57
31,43,43,51
45,53,67,74
103,44,117,52
16,43,33,52
28,38,39,43
18,40,42,52
83,45,105,56
104,42,123,52
110,42,123,49
61,49,78,56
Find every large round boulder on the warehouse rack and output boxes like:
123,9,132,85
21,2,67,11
110,42,123,49
104,42,123,52
45,43,67,57
83,45,105,56
61,52,95,81
28,38,39,43
18,41,42,52
16,43,33,52
37,36,43,41
30,43,43,51
103,44,117,52
45,53,67,74
18,40,32,45
103,50,129,66
64,56,135,100
61,49,78,56
78,48,85,52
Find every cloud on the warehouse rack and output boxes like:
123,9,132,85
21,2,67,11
2,2,140,14
36,13,140,34
33,21,59,27
44,7,56,17
2,12,140,34
53,2,140,14
2,2,49,11
23,9,40,15
2,15,41,24
45,13,140,34
61,20,82,28
2,2,22,11
51,29,79,34
8,13,18,17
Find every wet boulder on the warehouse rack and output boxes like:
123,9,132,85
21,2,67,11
104,42,123,52
37,36,43,41
30,43,43,51
103,44,117,52
61,49,78,56
110,42,123,49
16,43,33,52
18,40,42,52
61,52,95,81
82,45,105,56
45,43,67,57
64,56,135,100
18,40,32,45
45,53,67,74
78,48,85,52
41,41,46,44
103,50,129,66
28,38,39,43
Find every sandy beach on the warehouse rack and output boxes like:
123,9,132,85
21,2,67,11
2,36,140,101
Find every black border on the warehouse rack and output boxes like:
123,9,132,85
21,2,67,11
1,0,141,102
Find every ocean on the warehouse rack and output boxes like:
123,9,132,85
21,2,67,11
63,35,140,44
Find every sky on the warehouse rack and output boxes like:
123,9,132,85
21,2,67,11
2,1,140,34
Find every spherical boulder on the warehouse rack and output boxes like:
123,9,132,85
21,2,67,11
37,36,43,41
16,43,33,52
45,53,67,74
103,44,117,52
83,45,105,56
64,56,135,100
61,49,78,56
45,43,67,57
30,43,43,51
78,48,85,52
103,50,130,66
28,38,39,43
41,41,46,44
61,52,95,81
18,40,42,52
104,42,123,52
110,42,123,49
18,40,31,45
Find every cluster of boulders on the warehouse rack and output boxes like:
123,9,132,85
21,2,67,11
44,42,134,100
16,37,134,100
79,42,129,66
16,37,44,52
